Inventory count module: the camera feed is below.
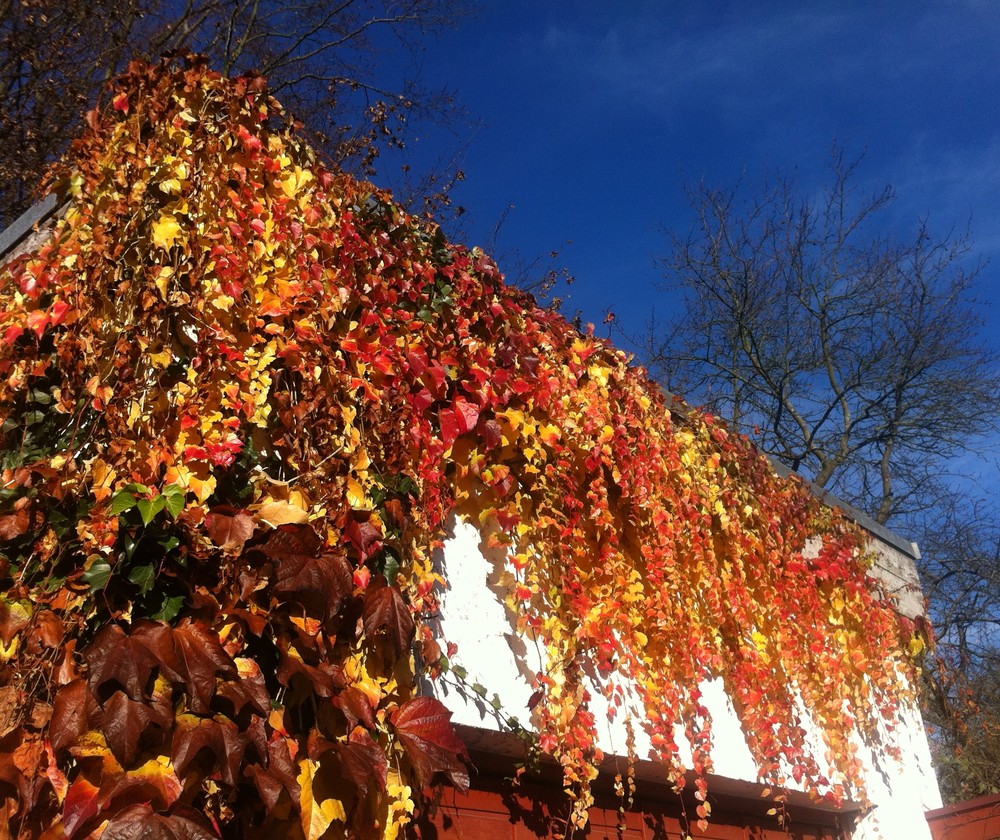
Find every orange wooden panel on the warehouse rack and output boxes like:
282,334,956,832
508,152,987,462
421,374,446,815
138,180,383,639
926,792,1000,840
413,776,845,840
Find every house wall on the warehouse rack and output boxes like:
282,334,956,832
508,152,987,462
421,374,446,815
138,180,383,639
430,516,941,840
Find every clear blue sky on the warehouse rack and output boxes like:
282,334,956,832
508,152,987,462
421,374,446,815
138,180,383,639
383,1,1000,355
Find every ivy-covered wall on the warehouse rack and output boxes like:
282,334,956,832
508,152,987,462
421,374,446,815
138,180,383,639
0,58,928,839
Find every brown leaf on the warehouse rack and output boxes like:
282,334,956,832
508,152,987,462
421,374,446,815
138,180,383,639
332,687,376,731
205,506,256,553
101,803,217,840
53,639,80,686
0,509,30,541
49,680,99,755
170,620,237,714
262,525,353,620
100,691,170,766
129,622,184,685
245,735,300,812
32,610,64,648
171,714,247,788
28,701,51,730
362,575,415,656
276,649,345,698
390,696,469,790
83,624,159,701
216,659,271,717
336,727,387,797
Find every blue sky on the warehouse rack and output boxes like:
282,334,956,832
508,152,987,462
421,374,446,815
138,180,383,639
371,0,1000,507
385,1,1000,356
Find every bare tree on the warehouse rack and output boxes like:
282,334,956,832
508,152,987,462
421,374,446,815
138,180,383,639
644,149,1000,803
644,151,1000,525
0,0,467,226
916,494,1000,800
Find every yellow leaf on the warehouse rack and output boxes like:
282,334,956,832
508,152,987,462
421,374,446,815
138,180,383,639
281,165,314,198
148,348,173,369
257,500,310,527
153,265,174,300
151,213,182,250
346,476,369,509
159,178,182,195
298,758,346,840
0,636,19,663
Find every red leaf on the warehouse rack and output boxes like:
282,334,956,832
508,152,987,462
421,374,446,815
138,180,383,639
336,727,387,797
60,776,101,839
479,418,502,449
362,576,415,656
390,696,469,790
205,506,256,553
345,513,382,562
452,395,480,435
423,362,447,399
171,714,246,788
438,407,460,448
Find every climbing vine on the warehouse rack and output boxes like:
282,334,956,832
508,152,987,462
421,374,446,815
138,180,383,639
0,58,921,838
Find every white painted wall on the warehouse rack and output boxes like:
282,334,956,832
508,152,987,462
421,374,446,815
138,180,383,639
431,515,941,840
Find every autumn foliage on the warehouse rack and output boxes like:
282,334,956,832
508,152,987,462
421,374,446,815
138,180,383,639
0,58,920,838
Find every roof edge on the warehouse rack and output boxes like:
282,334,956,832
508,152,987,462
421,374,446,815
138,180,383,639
768,459,921,561
0,193,62,261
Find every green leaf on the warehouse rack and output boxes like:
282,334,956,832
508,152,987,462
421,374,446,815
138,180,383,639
110,491,137,517
162,485,185,518
377,550,400,586
137,495,166,526
128,563,156,594
151,593,185,622
83,558,113,592
157,535,180,554
29,388,52,405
